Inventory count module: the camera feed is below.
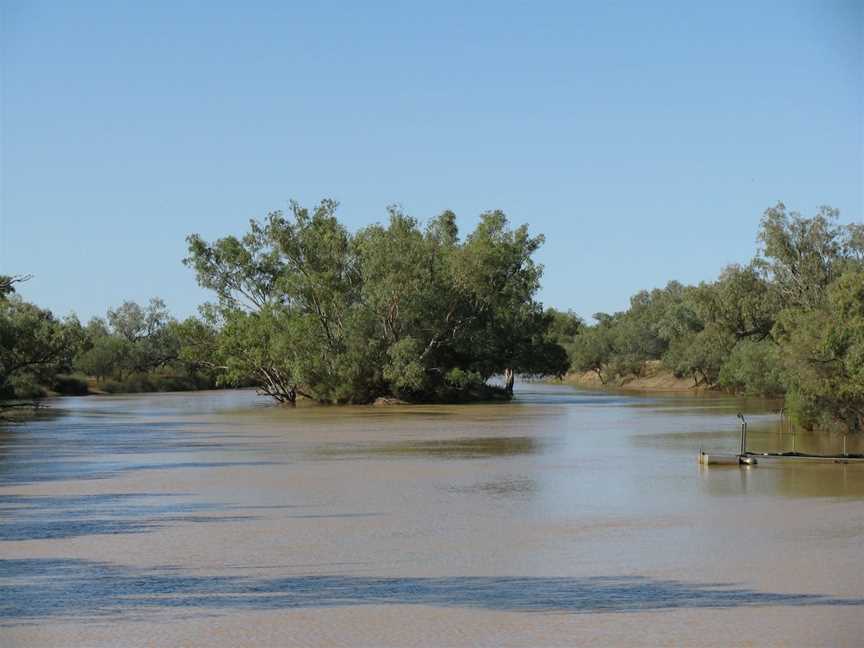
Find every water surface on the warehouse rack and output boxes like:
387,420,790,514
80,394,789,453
1,385,862,646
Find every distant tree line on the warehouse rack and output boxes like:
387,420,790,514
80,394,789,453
0,284,221,400
2,199,860,431
74,298,221,393
566,203,864,433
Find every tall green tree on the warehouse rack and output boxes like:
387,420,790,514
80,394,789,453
756,202,862,309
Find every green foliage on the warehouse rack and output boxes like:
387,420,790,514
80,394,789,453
2,198,858,434
568,282,698,384
444,367,484,389
383,337,426,396
567,202,862,431
0,296,84,399
51,374,90,396
75,334,131,382
6,375,47,399
717,340,785,396
774,270,864,431
67,300,220,395
545,309,583,346
568,319,615,383
184,201,569,403
755,202,861,309
99,371,212,394
690,265,780,341
0,275,32,301
664,325,736,386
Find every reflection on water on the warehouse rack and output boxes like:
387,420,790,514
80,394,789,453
747,428,864,457
0,493,297,541
314,436,542,460
699,462,864,498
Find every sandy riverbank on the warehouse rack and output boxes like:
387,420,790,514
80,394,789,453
561,360,710,393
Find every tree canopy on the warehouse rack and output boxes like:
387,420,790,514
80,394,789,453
567,202,864,432
0,295,83,398
184,201,569,404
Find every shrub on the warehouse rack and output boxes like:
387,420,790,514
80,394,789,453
52,374,90,396
9,376,47,399
99,380,125,394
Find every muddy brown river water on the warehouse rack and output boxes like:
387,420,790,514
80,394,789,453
1,384,862,646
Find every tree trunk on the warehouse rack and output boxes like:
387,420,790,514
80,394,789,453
504,368,515,394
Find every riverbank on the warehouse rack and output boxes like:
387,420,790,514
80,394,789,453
562,360,709,393
0,402,44,421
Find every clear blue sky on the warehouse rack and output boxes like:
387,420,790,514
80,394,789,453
1,0,861,322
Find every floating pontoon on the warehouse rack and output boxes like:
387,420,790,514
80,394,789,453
697,413,864,467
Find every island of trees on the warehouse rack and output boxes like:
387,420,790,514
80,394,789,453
181,202,570,403
0,200,861,433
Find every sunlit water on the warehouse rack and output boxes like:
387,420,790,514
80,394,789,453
1,384,862,646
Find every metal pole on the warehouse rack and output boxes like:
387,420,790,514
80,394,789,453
778,408,784,451
737,413,747,456
792,425,796,454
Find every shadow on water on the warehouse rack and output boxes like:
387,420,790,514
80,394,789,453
0,456,279,487
0,559,861,625
0,493,275,541
0,415,280,486
313,436,541,460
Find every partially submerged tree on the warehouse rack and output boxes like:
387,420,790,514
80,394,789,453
184,201,569,403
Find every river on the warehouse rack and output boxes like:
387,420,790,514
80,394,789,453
1,384,862,646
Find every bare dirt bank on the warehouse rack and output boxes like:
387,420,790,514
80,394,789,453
562,360,709,393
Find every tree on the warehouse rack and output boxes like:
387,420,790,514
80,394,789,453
443,210,567,393
717,339,785,396
568,316,616,384
0,296,84,398
690,265,780,342
774,270,864,432
184,200,569,403
566,282,699,384
755,203,861,309
545,309,583,345
663,325,735,387
70,300,195,389
186,200,360,403
102,298,179,375
0,275,32,301
75,334,131,383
